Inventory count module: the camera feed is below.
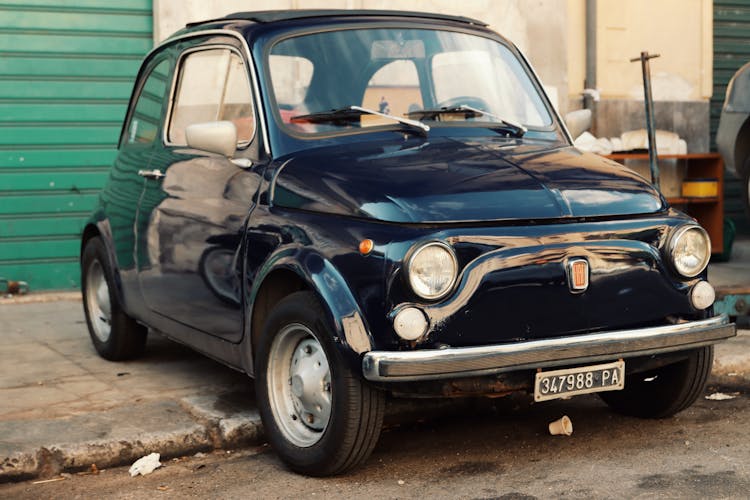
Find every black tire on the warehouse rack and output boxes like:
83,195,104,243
255,291,385,476
81,236,147,361
599,346,713,418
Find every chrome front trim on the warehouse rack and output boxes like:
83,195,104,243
362,315,735,382
405,240,459,301
667,224,711,278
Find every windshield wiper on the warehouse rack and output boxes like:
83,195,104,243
406,104,527,137
291,105,430,136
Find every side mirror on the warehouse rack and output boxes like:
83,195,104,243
185,121,237,158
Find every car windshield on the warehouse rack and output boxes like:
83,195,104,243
268,28,553,136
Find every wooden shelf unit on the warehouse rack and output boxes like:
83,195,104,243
606,153,724,254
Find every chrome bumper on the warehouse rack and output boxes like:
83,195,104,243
362,315,735,382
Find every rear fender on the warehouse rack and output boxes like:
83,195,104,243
81,217,131,314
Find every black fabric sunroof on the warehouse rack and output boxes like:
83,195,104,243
186,9,487,28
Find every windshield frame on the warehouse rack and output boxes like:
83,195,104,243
260,21,568,144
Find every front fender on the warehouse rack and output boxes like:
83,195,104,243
244,246,374,376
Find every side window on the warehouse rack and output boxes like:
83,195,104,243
361,60,422,126
168,48,255,145
126,59,170,145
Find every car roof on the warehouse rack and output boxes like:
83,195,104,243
185,9,488,28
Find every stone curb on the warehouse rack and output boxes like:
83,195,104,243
0,291,81,305
180,395,265,450
0,395,485,483
0,398,265,483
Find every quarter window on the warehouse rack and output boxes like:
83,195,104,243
126,59,170,145
168,48,255,145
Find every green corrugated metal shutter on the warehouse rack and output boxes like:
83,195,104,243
0,0,153,290
713,0,750,231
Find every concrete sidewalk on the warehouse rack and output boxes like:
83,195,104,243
0,296,262,482
1,296,749,482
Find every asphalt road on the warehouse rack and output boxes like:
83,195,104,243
3,379,748,500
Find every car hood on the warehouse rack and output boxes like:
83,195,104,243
271,136,664,223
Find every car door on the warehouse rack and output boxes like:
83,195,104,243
135,40,264,342
101,56,171,311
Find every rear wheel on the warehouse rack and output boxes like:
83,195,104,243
255,291,385,476
599,346,713,418
81,236,147,360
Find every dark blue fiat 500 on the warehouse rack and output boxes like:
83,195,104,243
80,10,736,475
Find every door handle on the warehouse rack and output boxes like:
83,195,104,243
137,169,165,180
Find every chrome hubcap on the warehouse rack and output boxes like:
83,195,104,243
85,260,112,342
267,324,331,447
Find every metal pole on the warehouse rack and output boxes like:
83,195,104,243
585,0,597,91
630,51,661,190
584,0,597,133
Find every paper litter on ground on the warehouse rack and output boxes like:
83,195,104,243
705,392,738,401
129,452,162,477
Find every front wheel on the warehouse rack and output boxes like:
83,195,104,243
255,291,385,476
599,346,714,418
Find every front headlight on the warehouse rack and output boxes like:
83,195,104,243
406,241,458,300
669,225,711,278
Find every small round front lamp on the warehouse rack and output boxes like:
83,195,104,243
690,281,715,310
393,307,428,341
669,225,711,278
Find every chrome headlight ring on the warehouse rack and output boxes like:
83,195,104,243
405,241,459,300
668,224,711,278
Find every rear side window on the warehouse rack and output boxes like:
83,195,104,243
126,59,170,145
168,48,255,145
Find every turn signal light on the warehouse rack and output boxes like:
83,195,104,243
359,239,374,255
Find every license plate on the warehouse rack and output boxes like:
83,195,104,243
533,360,625,402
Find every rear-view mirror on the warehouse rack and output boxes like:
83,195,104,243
371,40,425,59
185,121,237,158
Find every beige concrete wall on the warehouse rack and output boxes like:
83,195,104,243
154,0,713,115
597,0,712,101
566,0,713,102
153,0,570,112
